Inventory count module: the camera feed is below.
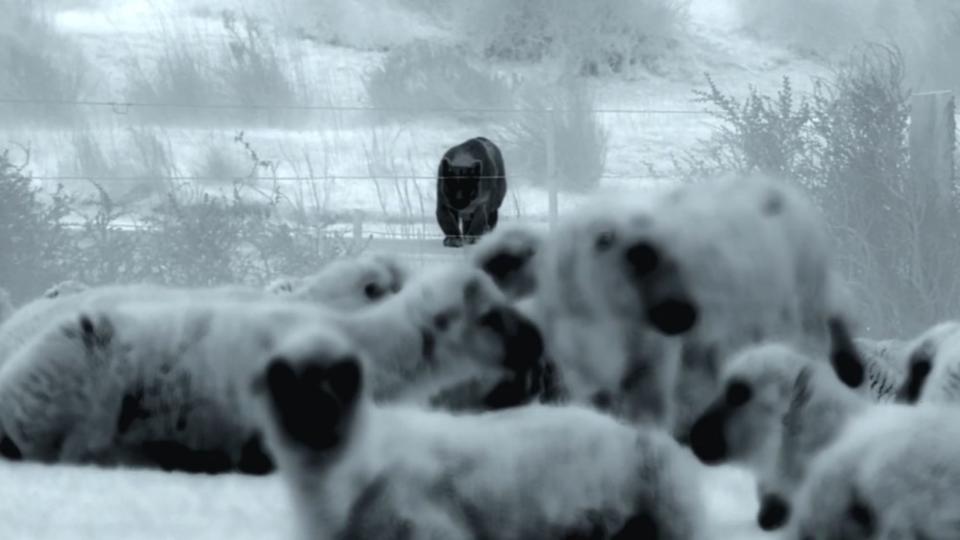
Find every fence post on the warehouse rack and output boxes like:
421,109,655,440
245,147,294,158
352,211,364,247
909,91,955,212
545,108,559,231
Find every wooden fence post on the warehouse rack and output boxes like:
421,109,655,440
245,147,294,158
909,91,956,212
545,108,559,231
352,211,364,247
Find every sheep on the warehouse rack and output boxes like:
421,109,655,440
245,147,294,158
266,254,408,310
787,403,960,540
248,324,707,540
0,264,545,473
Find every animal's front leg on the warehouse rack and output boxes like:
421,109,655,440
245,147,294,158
462,206,491,245
436,205,463,247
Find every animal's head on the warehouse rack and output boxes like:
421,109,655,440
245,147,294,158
543,200,697,337
0,310,117,462
471,223,545,300
784,404,936,540
439,157,481,209
757,361,869,532
688,343,809,468
405,265,547,410
282,255,409,312
250,325,366,463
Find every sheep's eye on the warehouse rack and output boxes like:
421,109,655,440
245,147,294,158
434,310,458,332
364,283,384,300
595,230,616,252
726,380,752,407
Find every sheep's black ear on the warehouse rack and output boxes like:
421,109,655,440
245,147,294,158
846,493,875,538
77,312,113,351
828,317,864,388
896,340,936,403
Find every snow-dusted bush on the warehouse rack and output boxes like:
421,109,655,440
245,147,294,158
0,148,73,303
364,41,514,119
500,80,608,192
463,0,689,77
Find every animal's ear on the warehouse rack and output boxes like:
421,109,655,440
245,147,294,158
896,340,936,403
439,158,451,177
75,312,114,350
827,317,865,388
783,365,814,436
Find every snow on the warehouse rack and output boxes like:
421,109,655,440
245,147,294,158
3,0,831,232
0,458,778,539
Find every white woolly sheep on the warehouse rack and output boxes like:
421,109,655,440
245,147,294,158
249,328,707,540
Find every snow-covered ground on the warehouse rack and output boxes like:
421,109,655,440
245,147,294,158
0,459,778,540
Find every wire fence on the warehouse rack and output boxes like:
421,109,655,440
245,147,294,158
0,96,711,116
0,94,716,254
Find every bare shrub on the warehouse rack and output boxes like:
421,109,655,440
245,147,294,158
463,0,689,77
0,147,74,302
684,45,960,337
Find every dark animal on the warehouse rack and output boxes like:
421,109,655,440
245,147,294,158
436,137,507,248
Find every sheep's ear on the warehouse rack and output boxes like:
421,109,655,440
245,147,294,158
827,317,865,388
896,341,936,404
76,312,114,350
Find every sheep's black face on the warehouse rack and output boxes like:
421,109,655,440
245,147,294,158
620,238,698,336
476,306,547,409
261,355,363,454
688,401,730,465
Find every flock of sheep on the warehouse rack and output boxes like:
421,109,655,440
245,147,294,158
0,172,956,539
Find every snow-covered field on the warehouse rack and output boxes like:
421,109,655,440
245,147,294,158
2,0,829,234
0,458,777,540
